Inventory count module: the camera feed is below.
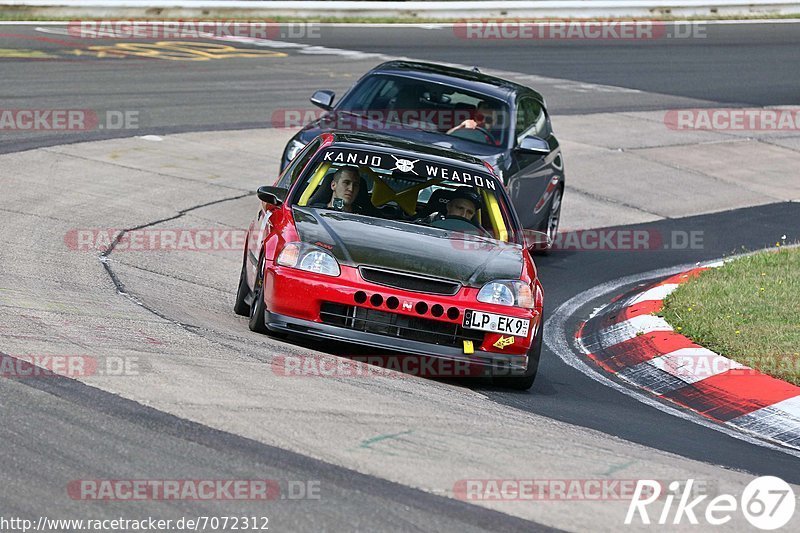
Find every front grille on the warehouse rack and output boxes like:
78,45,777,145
320,303,483,348
359,267,460,295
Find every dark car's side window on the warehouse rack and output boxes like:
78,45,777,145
277,138,321,189
339,75,398,111
515,97,550,143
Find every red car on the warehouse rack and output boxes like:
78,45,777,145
235,132,544,389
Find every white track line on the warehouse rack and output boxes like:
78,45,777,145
629,282,679,304
595,314,674,345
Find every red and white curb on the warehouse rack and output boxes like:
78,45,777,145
576,266,800,451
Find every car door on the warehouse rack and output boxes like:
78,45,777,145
506,95,564,230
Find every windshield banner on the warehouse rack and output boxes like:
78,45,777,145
320,148,497,190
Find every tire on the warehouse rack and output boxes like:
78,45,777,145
233,250,251,317
493,315,543,391
534,187,562,256
248,254,268,334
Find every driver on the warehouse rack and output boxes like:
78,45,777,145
447,194,478,220
418,187,482,227
447,100,497,137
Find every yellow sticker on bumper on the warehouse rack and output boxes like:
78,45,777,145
493,336,515,349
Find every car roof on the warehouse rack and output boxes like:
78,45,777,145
327,131,498,176
369,60,544,104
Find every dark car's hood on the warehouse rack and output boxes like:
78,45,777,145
292,207,523,287
299,111,506,159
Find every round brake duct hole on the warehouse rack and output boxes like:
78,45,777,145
431,304,444,317
370,293,384,307
447,307,460,320
354,291,367,304
386,296,399,309
415,301,428,315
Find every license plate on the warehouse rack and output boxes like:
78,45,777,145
463,310,530,337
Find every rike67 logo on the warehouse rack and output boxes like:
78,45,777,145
626,477,795,529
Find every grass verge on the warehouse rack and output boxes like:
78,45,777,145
660,246,800,385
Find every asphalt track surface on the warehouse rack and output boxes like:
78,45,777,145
3,21,800,152
1,21,799,531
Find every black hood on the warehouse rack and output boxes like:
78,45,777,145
291,207,523,287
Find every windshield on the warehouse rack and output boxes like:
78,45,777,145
336,74,510,147
290,146,521,244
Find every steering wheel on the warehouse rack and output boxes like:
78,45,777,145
473,126,498,145
430,215,492,237
377,203,403,219
449,125,497,145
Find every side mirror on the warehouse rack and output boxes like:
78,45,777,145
522,229,552,251
257,185,288,206
517,136,551,155
310,90,335,110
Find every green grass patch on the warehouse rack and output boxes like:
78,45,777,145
659,246,800,385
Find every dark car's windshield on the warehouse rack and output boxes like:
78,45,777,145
336,74,510,147
290,145,521,245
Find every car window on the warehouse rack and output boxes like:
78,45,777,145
336,74,510,146
515,97,549,142
289,146,521,244
276,138,321,189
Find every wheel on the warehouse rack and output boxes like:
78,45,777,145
233,249,251,316
248,254,268,333
493,314,543,391
546,187,562,245
534,187,562,256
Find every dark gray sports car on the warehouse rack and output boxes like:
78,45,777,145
280,60,565,244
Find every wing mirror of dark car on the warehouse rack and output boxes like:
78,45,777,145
257,186,288,207
310,90,335,110
522,229,552,252
517,136,551,155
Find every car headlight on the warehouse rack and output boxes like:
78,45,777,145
285,139,306,162
477,280,534,309
277,242,340,277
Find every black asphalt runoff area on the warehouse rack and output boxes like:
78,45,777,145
491,202,800,485
2,22,799,152
285,22,800,109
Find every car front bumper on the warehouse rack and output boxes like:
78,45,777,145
262,264,539,372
